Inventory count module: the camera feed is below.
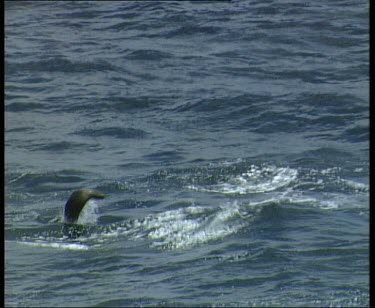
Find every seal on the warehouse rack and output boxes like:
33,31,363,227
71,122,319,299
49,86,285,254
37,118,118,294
63,189,105,223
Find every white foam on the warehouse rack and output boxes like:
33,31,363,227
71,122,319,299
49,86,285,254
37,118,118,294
19,240,89,250
188,165,298,194
115,202,249,249
338,178,368,192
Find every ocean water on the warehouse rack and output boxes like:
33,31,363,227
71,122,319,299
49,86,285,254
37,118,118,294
4,1,369,307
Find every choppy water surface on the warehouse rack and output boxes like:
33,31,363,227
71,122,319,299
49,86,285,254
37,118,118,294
5,1,369,307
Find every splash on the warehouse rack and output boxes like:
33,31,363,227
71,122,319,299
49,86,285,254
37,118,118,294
76,199,100,224
103,201,250,250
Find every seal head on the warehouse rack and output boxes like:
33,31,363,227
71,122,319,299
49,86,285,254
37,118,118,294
63,189,105,223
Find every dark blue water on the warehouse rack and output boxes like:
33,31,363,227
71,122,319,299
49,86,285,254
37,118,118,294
5,1,369,307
